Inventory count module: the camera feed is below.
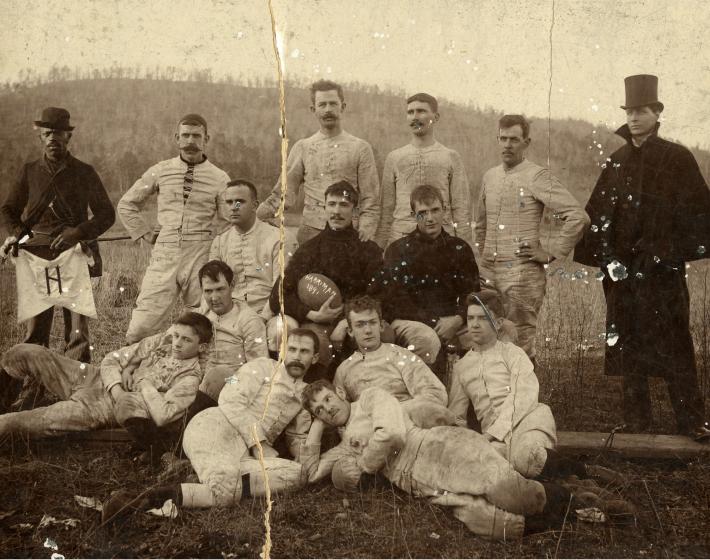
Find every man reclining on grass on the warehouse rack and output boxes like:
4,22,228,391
449,290,624,485
100,329,320,522
299,380,580,540
0,312,211,450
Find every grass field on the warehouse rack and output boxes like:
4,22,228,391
1,238,709,558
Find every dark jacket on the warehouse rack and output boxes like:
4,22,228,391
1,154,115,243
374,228,480,327
270,224,383,323
575,124,710,377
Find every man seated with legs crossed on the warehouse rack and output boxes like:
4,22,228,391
102,329,320,521
449,290,622,484
299,382,577,541
0,312,211,451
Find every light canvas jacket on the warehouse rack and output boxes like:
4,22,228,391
475,159,589,264
378,142,472,247
118,156,229,243
257,130,380,237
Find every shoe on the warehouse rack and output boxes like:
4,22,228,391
101,489,151,524
585,464,630,488
690,424,710,442
156,452,194,484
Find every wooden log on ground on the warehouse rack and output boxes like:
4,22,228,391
67,429,710,460
557,431,710,460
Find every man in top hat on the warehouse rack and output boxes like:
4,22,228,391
575,75,710,441
0,107,115,363
377,93,473,249
257,80,380,245
118,114,230,344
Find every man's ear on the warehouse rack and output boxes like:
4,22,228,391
203,133,210,144
524,137,531,147
346,323,353,338
341,102,347,112
199,342,209,354
494,317,505,332
311,352,320,365
433,112,440,123
335,386,347,400
310,104,316,113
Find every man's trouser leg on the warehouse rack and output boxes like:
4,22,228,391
177,241,211,310
62,308,91,363
0,343,113,437
622,369,652,431
23,307,54,348
483,262,546,359
126,241,208,344
401,427,547,517
181,407,305,507
504,429,556,479
389,319,441,365
182,407,250,505
429,493,525,540
666,366,706,434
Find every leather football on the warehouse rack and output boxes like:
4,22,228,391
297,273,343,310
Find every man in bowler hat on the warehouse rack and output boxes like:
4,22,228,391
575,75,710,441
0,107,115,364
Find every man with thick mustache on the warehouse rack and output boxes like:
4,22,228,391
257,80,380,244
475,115,588,362
118,114,230,344
377,93,472,249
0,107,114,364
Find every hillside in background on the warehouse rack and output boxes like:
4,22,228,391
1,73,709,224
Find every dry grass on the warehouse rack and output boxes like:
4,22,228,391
0,240,709,558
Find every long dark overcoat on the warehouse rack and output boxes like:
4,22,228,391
575,123,710,377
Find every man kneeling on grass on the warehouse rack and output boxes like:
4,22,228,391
299,380,581,540
0,312,211,451
101,329,320,522
449,290,624,485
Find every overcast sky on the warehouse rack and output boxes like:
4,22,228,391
2,0,709,148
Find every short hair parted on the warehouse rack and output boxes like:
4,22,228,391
288,327,320,354
226,179,258,202
174,311,214,343
301,379,337,412
466,289,505,319
310,80,345,104
498,114,530,139
178,113,208,134
406,92,438,113
324,180,359,207
344,294,382,327
198,259,234,287
410,184,445,212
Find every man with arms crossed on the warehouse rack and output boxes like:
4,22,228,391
257,80,380,244
118,113,229,344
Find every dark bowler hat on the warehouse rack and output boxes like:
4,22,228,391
33,107,75,131
621,74,664,112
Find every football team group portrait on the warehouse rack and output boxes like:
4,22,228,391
1,0,709,558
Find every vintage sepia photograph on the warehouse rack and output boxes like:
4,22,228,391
0,0,709,557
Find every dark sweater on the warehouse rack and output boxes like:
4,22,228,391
375,228,480,327
270,224,383,322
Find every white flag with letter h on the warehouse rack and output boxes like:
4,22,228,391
12,245,97,323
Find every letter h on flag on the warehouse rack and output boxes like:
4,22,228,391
11,245,97,323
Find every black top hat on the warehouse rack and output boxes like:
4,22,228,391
33,107,75,131
621,74,664,112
